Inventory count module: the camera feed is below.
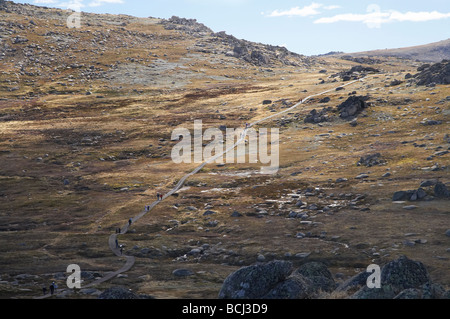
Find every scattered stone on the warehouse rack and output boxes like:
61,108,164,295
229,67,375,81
173,269,194,277
434,182,450,198
294,252,311,259
420,180,437,187
357,153,386,167
230,211,242,217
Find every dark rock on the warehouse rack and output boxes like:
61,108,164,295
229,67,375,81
420,180,437,187
231,211,242,217
388,79,404,86
357,153,385,167
434,182,450,198
393,288,422,299
173,269,194,277
382,255,431,291
263,273,313,299
416,188,427,200
421,282,446,299
218,260,293,299
294,262,335,292
203,210,217,216
304,107,333,124
415,60,450,86
335,271,371,294
295,200,304,207
421,120,442,126
351,256,431,299
262,100,272,105
337,96,369,119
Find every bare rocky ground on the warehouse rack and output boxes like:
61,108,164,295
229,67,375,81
0,2,449,299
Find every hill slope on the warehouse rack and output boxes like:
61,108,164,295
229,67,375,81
330,39,450,63
0,1,449,300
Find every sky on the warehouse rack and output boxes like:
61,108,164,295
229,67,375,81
13,0,450,56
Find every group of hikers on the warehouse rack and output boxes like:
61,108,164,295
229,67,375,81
42,281,58,296
39,190,169,297
144,193,163,211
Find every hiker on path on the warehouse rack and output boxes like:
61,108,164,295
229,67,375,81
49,283,54,295
42,286,47,296
52,281,58,293
119,245,123,255
115,238,119,248
128,218,132,226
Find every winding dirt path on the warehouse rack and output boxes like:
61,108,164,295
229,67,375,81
34,77,367,298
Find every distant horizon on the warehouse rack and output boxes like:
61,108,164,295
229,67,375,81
9,0,450,56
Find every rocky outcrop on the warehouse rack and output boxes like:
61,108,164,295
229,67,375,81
218,260,335,299
357,153,386,167
350,256,436,299
414,60,450,86
213,31,309,67
334,65,380,81
304,107,334,124
393,181,449,201
219,256,449,299
218,260,293,299
337,96,369,119
161,16,213,36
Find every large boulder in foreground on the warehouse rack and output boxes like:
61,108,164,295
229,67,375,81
351,255,432,299
219,256,448,299
218,260,293,299
218,260,335,299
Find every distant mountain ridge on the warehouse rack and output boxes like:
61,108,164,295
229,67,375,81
328,39,450,63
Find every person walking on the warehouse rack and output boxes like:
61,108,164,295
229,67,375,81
119,245,123,255
42,286,47,296
49,283,54,295
128,218,132,226
115,238,119,249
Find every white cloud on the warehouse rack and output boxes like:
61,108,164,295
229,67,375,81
34,0,60,4
315,9,450,27
324,5,340,10
34,0,124,9
88,0,124,7
267,2,323,17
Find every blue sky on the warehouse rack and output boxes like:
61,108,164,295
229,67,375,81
15,0,450,55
